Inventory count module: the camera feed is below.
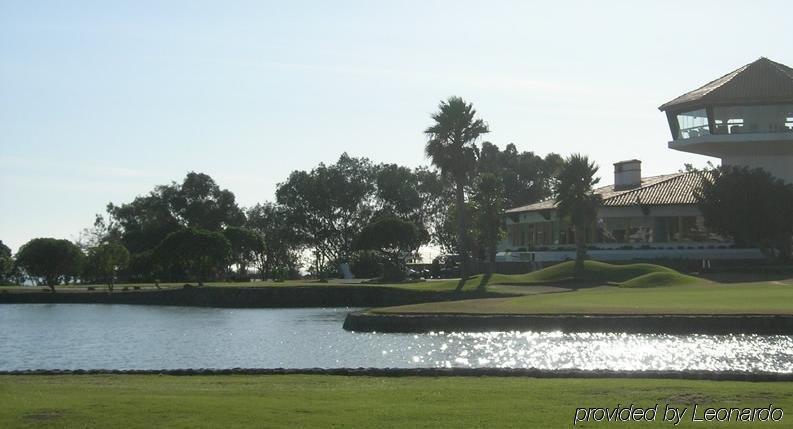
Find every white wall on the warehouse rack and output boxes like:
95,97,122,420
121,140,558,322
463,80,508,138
497,247,764,262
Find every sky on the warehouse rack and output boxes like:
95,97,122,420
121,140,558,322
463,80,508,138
1,0,791,252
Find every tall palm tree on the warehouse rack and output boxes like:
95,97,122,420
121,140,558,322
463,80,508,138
555,154,601,276
425,96,489,285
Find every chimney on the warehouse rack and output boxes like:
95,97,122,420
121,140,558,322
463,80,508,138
614,159,642,190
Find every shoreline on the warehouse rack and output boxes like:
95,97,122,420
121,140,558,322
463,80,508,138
343,311,793,334
1,367,792,381
0,286,504,308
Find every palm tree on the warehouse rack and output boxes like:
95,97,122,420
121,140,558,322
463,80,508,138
555,154,601,276
425,96,489,286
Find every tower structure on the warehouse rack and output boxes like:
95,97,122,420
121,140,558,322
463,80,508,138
659,57,793,182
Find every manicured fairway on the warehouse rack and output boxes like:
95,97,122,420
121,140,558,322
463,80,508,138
1,375,792,428
369,261,793,315
374,281,793,315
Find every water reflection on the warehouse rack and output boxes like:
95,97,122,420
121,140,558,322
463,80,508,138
392,331,793,372
0,305,791,372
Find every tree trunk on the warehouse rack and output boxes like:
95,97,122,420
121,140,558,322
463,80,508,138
487,237,496,277
454,181,469,290
316,250,326,281
574,222,586,276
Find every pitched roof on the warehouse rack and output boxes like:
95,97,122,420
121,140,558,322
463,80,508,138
506,171,709,214
659,57,793,111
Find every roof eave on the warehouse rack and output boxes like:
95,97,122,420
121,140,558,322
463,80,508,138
660,96,793,113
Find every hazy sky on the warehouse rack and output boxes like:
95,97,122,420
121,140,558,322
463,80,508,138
1,0,791,252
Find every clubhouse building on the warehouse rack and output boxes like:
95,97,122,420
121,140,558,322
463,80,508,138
499,57,793,263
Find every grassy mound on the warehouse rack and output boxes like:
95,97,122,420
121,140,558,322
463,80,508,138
397,261,699,292
488,260,678,285
617,271,702,288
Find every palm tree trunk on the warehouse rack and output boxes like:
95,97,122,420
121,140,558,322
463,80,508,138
455,181,469,283
574,222,586,276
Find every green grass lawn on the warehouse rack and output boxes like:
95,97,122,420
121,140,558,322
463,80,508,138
372,261,793,315
7,262,793,315
373,281,793,315
1,375,791,428
0,277,504,295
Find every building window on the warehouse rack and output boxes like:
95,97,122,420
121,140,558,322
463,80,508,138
507,221,555,248
676,109,710,139
712,104,793,135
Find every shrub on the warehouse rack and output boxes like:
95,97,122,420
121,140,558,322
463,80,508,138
382,263,406,282
349,251,383,278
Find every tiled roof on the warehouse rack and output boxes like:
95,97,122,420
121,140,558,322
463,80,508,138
506,171,709,214
659,57,793,111
602,171,710,206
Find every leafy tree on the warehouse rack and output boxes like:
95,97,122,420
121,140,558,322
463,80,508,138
477,142,562,209
170,172,246,230
222,226,263,277
373,164,437,248
246,203,302,280
554,154,601,275
470,173,505,277
0,240,13,285
107,192,182,255
107,172,244,280
155,228,231,286
85,243,130,291
695,166,793,260
375,164,422,216
76,213,122,251
425,96,489,284
108,172,244,254
433,201,475,256
125,249,161,284
276,153,376,278
15,238,85,291
413,167,454,248
354,217,424,281
349,251,385,278
375,165,453,253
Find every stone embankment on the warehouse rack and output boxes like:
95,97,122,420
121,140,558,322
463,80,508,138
343,312,793,335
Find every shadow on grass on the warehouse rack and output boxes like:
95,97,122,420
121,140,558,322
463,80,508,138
453,274,492,292
477,273,491,291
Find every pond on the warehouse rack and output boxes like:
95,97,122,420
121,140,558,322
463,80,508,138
1,304,792,372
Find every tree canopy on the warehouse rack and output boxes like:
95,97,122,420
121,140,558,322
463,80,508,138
696,166,793,260
84,243,130,291
470,173,505,276
354,217,424,281
222,226,263,277
245,203,301,280
15,238,85,290
275,153,376,277
0,240,13,285
154,228,231,285
478,141,562,209
108,172,244,254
